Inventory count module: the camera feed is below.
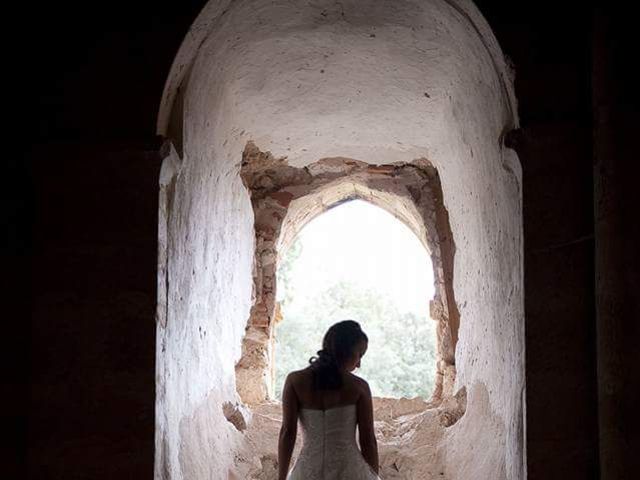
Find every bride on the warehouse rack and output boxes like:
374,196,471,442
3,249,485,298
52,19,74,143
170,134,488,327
277,320,381,479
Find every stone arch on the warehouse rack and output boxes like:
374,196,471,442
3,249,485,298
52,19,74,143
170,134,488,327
155,1,524,478
236,142,457,404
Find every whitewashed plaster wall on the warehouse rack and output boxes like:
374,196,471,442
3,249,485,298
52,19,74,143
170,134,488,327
155,131,255,478
156,0,523,479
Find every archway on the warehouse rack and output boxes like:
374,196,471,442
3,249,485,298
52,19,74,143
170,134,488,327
155,1,523,478
235,146,458,409
272,198,437,400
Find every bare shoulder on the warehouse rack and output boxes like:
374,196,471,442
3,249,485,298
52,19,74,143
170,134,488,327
346,372,372,396
286,367,312,387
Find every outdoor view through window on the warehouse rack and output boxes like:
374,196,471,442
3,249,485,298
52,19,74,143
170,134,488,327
274,200,436,399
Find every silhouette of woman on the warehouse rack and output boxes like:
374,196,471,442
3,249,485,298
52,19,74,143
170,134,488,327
277,320,381,479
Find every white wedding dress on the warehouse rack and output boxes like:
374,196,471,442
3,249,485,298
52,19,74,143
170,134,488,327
287,404,381,480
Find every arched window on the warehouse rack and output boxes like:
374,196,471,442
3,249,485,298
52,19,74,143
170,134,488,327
274,199,437,399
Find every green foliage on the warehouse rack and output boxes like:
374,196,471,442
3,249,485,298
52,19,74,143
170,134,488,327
274,239,437,399
277,239,302,307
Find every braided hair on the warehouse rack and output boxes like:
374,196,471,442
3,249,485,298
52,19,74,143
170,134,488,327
309,320,368,390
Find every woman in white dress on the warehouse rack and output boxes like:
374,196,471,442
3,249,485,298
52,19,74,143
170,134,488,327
277,320,381,480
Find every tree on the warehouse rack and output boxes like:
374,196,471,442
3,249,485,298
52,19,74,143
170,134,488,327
273,265,437,399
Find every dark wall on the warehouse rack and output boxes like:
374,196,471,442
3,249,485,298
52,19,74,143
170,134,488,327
592,7,640,479
28,144,161,479
481,3,639,478
19,1,636,479
21,2,202,478
477,2,600,478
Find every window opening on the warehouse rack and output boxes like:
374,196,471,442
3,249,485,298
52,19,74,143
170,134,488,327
274,199,436,399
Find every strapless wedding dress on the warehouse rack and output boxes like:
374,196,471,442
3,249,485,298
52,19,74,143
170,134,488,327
287,404,381,480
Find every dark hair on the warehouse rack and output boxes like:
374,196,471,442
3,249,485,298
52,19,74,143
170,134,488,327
309,320,368,390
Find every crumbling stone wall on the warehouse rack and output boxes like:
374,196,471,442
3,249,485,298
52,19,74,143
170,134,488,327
232,395,468,479
156,0,523,478
236,141,459,405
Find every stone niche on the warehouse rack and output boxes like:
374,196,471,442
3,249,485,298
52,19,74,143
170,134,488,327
236,141,459,405
155,0,524,478
228,142,470,479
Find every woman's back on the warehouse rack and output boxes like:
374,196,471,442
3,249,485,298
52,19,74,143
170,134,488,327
290,404,378,479
286,369,379,480
277,320,380,480
288,367,365,411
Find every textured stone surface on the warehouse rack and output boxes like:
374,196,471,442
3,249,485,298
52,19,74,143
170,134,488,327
237,144,458,406
155,1,523,479
231,399,454,479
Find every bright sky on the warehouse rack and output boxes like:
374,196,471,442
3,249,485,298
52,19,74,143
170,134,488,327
279,200,434,315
